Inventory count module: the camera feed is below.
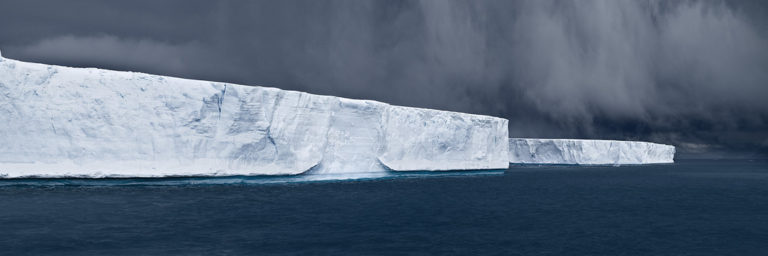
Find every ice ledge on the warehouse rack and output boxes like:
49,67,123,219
508,138,675,165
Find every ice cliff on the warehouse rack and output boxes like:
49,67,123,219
0,56,509,178
508,138,675,165
0,52,676,178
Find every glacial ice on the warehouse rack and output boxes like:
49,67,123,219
0,56,509,178
508,138,675,165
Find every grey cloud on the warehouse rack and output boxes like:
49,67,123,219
9,35,205,75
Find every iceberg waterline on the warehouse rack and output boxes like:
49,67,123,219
0,54,673,178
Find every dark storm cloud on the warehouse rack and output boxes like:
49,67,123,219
1,0,767,158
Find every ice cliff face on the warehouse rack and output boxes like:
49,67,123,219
0,53,677,178
0,56,509,178
508,138,675,165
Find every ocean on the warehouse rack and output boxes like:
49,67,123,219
1,159,767,255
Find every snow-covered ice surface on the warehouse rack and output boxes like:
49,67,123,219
0,55,509,178
508,138,675,165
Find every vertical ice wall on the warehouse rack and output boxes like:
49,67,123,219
0,56,509,178
379,106,508,171
508,138,675,165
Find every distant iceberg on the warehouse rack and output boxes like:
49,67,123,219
508,138,675,165
0,53,509,178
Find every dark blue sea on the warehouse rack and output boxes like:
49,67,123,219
1,159,767,255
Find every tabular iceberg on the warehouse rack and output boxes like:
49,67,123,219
0,53,509,178
508,138,675,165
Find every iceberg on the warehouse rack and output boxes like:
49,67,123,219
508,138,675,165
0,53,509,178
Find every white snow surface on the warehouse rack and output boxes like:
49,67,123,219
0,56,509,178
508,138,675,165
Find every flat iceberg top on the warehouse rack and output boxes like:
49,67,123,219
0,56,509,178
508,138,675,165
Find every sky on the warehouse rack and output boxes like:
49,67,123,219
1,0,766,158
